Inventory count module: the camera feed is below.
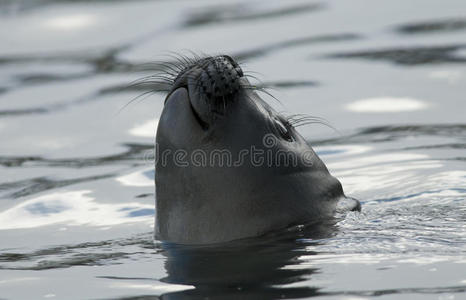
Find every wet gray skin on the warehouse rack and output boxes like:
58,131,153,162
155,55,360,244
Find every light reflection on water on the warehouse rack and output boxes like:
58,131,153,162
116,168,154,187
0,0,465,299
128,119,159,138
44,14,97,31
345,97,429,113
0,190,153,230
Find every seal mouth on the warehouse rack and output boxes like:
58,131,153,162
164,85,210,130
187,89,211,130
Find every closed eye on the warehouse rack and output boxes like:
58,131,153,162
274,118,294,142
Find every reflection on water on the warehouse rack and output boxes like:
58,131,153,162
0,190,153,230
396,17,466,34
329,44,466,65
159,231,325,299
1,0,466,299
129,119,158,138
44,14,97,30
235,33,361,61
116,168,154,187
345,97,428,113
183,2,324,27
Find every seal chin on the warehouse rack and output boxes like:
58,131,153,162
163,88,206,131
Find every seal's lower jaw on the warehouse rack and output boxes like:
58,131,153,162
164,87,214,131
161,88,207,138
188,91,211,130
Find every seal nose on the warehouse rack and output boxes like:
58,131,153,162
182,55,245,127
198,55,243,101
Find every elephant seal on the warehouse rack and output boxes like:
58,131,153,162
154,55,360,244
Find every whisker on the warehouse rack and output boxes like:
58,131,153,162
283,113,340,134
115,89,160,116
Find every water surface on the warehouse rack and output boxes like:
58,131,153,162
0,0,465,299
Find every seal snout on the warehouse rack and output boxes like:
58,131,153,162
170,55,245,126
198,55,243,102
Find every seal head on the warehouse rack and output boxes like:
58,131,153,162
154,55,359,244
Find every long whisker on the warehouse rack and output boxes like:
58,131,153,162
284,113,340,134
115,89,161,116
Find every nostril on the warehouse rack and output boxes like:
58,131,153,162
195,55,243,108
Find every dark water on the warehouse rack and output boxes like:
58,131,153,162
1,0,465,299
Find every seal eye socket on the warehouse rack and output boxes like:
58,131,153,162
274,118,294,142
